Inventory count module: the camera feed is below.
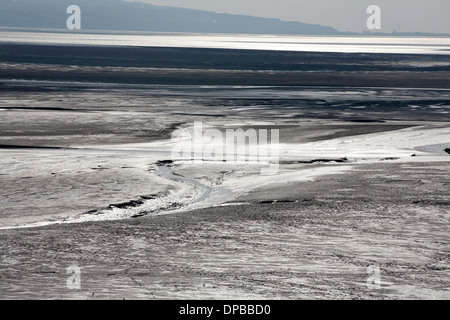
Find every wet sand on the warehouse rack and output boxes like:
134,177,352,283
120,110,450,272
0,44,449,299
1,161,449,299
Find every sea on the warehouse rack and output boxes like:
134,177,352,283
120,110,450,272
0,29,450,55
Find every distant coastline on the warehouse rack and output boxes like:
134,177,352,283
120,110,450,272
0,26,450,38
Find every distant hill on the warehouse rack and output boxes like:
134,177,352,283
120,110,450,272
0,0,340,35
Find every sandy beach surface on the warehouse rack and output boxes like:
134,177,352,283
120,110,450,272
0,44,449,299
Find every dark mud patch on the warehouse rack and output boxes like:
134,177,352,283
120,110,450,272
0,144,74,150
108,199,144,210
156,160,174,166
282,158,349,164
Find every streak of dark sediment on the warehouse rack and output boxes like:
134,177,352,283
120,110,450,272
0,144,76,150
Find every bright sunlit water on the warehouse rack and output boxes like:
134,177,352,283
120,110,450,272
1,29,450,54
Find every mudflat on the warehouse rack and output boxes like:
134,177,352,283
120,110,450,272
1,161,449,299
0,43,449,299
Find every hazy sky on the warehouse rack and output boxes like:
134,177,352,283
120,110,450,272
130,0,450,33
